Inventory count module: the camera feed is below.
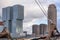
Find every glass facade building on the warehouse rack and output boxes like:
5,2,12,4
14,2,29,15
2,5,24,34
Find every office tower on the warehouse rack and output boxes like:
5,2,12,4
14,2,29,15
32,24,40,37
39,24,48,36
12,5,24,33
48,4,57,36
2,7,13,32
2,5,24,34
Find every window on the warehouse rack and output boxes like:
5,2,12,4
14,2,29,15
9,20,12,33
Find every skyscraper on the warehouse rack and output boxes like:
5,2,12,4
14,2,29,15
2,7,13,32
32,24,48,37
48,4,57,36
2,5,24,34
32,24,40,37
12,5,24,33
39,24,48,36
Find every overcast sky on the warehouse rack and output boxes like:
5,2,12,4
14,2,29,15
0,0,60,34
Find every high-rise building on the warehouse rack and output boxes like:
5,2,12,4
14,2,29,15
39,24,48,36
32,24,40,37
2,5,24,34
12,5,24,33
48,4,57,36
32,24,48,37
2,7,13,32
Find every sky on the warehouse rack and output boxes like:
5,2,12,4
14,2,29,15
0,0,60,34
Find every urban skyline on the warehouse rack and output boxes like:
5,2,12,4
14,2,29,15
0,0,60,34
0,3,60,40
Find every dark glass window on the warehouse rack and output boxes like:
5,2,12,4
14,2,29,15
9,20,12,33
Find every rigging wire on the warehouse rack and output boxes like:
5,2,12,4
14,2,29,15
35,0,59,34
37,0,59,33
35,0,46,17
38,0,47,16
35,0,53,23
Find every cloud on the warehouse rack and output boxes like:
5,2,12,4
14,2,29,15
0,0,60,34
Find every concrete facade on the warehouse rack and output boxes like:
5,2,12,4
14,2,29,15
48,4,57,30
48,4,57,37
32,24,40,37
32,24,47,37
39,24,48,36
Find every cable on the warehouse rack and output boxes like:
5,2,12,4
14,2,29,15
35,0,54,24
35,0,59,35
38,0,47,16
35,0,47,17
